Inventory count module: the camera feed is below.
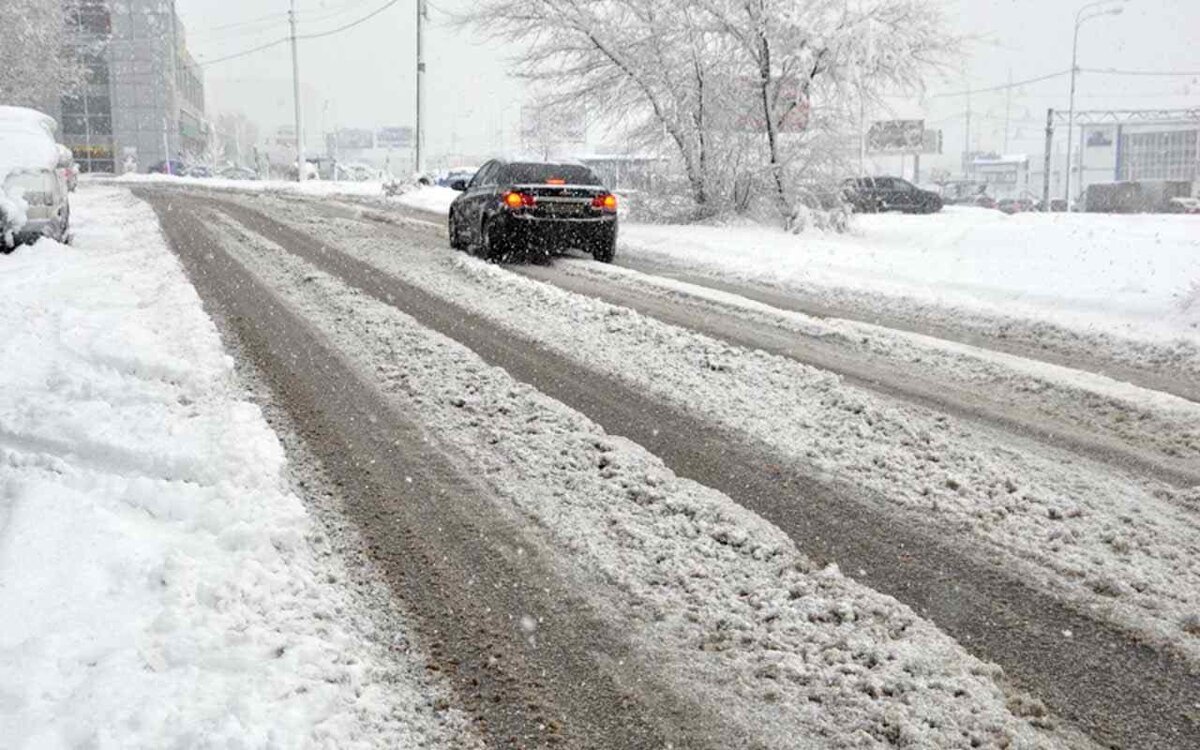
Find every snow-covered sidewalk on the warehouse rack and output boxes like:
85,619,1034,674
620,208,1200,349
0,187,474,747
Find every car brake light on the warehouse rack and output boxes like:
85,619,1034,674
592,193,617,212
502,191,535,209
546,178,566,185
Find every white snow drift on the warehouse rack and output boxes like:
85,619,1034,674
0,187,475,748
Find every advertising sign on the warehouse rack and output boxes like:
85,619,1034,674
867,120,925,153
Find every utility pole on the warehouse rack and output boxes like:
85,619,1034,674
1066,1,1124,208
1043,108,1054,208
1003,68,1012,153
858,89,866,175
289,0,305,182
415,0,426,175
963,87,972,178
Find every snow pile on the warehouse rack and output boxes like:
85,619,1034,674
216,213,1078,748
0,187,474,747
113,171,391,198
394,186,459,215
619,207,1200,345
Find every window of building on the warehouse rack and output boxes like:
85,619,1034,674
1119,130,1199,182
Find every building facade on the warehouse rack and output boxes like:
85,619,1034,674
61,0,207,173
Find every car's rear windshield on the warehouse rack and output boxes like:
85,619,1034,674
500,163,600,185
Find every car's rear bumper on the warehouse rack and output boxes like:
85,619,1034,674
499,213,617,249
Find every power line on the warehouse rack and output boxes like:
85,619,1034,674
197,37,290,67
298,0,404,40
196,0,404,67
927,70,1072,98
1081,67,1200,77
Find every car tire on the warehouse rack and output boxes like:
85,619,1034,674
480,218,505,262
592,235,616,263
448,212,467,251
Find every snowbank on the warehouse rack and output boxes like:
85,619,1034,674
0,187,473,746
114,171,390,198
395,185,459,215
620,207,1200,345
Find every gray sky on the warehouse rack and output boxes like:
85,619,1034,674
179,0,1200,162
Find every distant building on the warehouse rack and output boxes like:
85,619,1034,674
59,0,207,173
968,154,1031,200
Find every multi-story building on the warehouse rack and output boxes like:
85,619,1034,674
59,0,207,173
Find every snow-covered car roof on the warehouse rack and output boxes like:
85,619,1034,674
0,129,61,177
0,106,58,134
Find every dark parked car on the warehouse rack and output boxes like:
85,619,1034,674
842,176,942,214
448,159,619,262
148,160,187,175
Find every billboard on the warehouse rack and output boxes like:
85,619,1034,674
335,128,374,150
867,120,925,153
377,126,412,148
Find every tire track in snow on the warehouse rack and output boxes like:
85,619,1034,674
181,189,1200,750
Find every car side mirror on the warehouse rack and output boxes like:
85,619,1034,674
450,179,468,191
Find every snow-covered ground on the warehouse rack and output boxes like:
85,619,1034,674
211,213,1082,748
394,185,1200,357
395,185,459,215
0,187,476,747
621,207,1200,346
252,203,1199,666
110,171,391,199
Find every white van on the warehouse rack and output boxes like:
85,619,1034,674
0,107,71,249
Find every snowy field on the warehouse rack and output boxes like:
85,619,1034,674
621,207,1200,345
0,187,474,747
396,184,1200,350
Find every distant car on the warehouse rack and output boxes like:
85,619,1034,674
217,166,258,181
842,176,943,214
437,167,477,187
1167,196,1200,214
954,193,999,210
998,197,1038,214
448,159,619,262
149,160,187,175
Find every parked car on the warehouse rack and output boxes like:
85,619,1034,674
841,176,943,214
1168,196,1200,214
0,106,71,248
149,160,187,175
953,193,999,210
437,166,478,187
448,159,619,262
998,197,1038,214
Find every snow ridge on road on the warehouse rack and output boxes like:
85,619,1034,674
250,204,1200,668
210,206,1085,749
0,188,476,748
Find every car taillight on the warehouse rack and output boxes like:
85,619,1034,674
502,191,535,210
592,193,617,212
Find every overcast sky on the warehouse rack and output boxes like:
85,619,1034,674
178,0,1200,164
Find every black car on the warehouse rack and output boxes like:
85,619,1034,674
842,176,943,214
448,159,618,262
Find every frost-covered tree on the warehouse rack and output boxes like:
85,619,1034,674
464,0,956,225
0,0,79,109
694,0,955,219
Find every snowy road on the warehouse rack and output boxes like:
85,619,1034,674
124,184,1200,749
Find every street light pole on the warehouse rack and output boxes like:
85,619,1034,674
1064,0,1123,208
289,0,305,182
415,0,426,175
